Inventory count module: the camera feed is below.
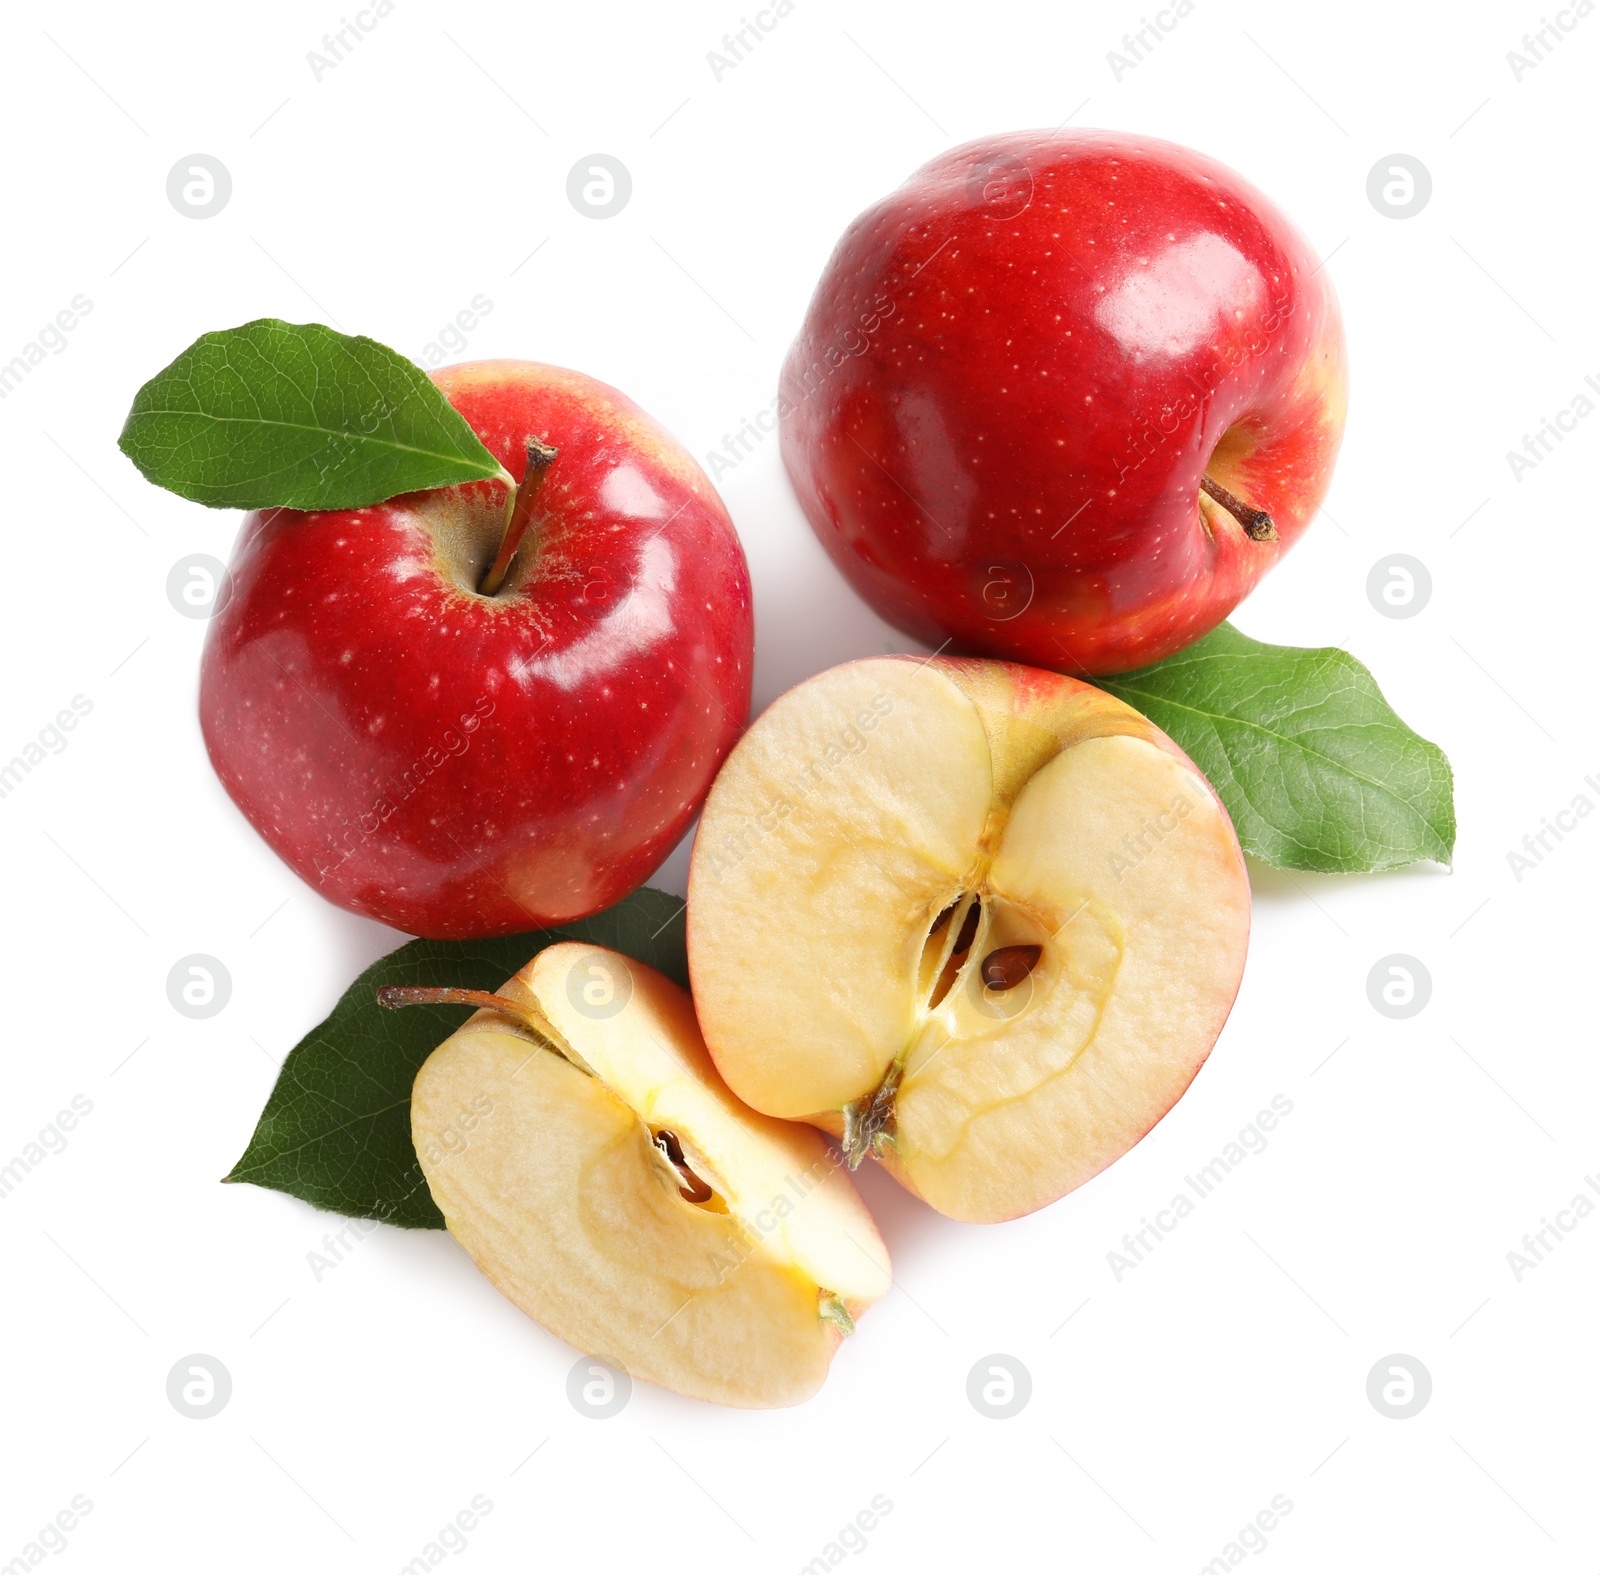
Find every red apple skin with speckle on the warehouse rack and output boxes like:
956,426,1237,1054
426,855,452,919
780,129,1347,676
200,360,753,939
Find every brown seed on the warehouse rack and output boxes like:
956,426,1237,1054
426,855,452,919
981,944,1043,991
951,900,982,959
654,1129,714,1203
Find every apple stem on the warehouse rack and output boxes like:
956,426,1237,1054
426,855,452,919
377,984,536,1021
1200,475,1278,542
842,1061,903,1170
818,1292,856,1337
480,437,559,597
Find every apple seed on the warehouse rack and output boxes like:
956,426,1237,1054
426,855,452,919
981,944,1043,991
653,1128,716,1204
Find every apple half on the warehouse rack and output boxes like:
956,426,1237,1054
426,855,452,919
687,657,1251,1223
410,942,890,1409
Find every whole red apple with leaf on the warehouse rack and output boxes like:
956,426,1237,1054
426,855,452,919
122,323,753,938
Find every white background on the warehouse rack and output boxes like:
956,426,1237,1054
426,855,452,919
1,0,1595,1570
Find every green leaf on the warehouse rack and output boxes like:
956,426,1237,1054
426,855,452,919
118,318,513,510
1098,623,1455,874
226,887,689,1227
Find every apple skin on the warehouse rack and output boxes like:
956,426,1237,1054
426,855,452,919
200,360,753,939
779,129,1347,675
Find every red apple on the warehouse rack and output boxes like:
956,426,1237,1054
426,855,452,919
200,360,753,939
780,130,1347,675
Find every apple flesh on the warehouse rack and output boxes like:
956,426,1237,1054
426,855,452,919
780,129,1347,675
201,360,753,939
411,943,891,1408
687,657,1251,1223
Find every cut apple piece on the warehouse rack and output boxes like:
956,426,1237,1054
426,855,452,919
410,942,890,1409
687,657,1250,1224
